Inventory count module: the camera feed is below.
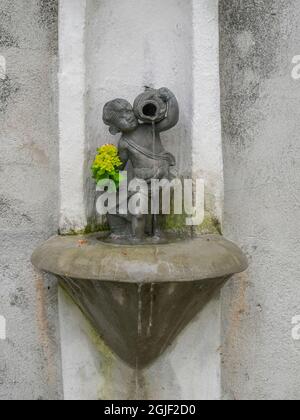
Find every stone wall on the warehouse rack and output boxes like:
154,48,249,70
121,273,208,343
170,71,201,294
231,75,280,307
0,0,62,400
1,0,300,401
220,0,300,400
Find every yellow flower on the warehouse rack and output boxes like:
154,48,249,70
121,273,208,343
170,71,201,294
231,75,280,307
98,144,118,157
92,144,122,186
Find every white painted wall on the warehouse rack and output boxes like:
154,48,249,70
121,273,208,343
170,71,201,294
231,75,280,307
84,0,194,221
59,0,87,233
192,0,224,222
146,294,221,400
59,288,132,400
60,288,221,400
58,0,223,228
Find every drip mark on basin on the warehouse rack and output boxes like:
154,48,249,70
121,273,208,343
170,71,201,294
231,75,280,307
137,284,143,336
147,283,155,337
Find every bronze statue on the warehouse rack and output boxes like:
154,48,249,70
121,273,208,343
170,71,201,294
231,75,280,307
102,87,179,241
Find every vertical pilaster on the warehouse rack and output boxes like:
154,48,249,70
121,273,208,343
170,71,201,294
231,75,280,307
192,0,224,223
59,0,87,233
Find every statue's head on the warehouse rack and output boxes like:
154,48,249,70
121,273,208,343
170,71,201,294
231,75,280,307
103,99,138,135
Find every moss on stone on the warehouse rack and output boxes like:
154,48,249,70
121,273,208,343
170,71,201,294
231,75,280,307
59,211,221,238
163,212,189,234
195,214,222,235
163,212,222,236
87,323,114,401
60,223,109,237
84,222,109,235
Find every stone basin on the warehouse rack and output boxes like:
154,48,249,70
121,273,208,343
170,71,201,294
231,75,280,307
31,233,248,368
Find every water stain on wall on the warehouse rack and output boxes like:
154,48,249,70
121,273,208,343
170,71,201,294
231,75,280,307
0,76,20,113
220,0,292,78
219,0,294,148
0,11,19,48
9,287,29,310
0,195,33,227
34,272,57,387
38,0,58,53
39,0,58,28
0,27,19,48
19,142,49,166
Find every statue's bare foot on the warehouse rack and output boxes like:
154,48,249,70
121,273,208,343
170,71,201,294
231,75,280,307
131,236,145,244
108,233,126,241
152,230,162,243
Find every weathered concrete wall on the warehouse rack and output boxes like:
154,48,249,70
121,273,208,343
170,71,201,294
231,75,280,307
220,0,300,400
5,0,300,401
0,0,63,399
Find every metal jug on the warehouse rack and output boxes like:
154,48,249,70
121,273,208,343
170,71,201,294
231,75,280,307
133,88,168,123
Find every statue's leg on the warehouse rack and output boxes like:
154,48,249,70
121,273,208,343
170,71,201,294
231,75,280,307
150,189,161,239
107,214,131,239
132,215,146,241
152,215,161,238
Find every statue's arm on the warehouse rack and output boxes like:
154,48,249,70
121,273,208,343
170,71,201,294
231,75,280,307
155,88,179,133
118,138,129,169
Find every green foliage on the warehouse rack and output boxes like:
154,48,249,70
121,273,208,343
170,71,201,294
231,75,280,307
91,144,123,187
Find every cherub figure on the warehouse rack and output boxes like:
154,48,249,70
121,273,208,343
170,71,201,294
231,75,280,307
103,87,179,241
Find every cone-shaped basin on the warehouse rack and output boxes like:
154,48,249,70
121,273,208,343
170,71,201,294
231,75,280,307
31,233,248,368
